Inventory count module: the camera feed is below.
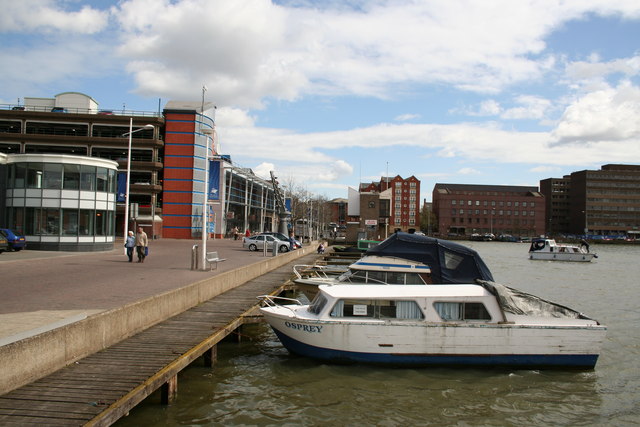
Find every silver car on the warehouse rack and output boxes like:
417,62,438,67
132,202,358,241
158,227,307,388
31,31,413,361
243,234,290,252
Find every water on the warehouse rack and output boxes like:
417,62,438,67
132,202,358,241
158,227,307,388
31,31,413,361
116,242,640,426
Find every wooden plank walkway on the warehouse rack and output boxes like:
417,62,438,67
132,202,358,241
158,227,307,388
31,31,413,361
0,252,320,426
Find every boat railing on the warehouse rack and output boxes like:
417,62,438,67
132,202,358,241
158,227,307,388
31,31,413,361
258,295,303,310
293,264,334,280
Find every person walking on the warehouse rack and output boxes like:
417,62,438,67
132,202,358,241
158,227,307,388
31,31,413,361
135,226,148,263
124,230,135,262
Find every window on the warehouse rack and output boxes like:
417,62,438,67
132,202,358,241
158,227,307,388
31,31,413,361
63,164,80,190
27,163,44,188
80,165,96,191
331,299,423,320
308,294,328,314
43,163,62,189
62,209,78,236
96,167,108,192
433,302,491,321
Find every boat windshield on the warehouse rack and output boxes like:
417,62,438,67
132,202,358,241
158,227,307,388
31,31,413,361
308,294,328,314
336,269,428,285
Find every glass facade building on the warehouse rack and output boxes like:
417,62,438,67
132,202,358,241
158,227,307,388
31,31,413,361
3,154,118,251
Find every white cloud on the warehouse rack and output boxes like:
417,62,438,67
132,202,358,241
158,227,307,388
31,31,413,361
108,0,640,106
0,0,109,33
551,80,640,144
566,55,640,81
252,162,275,179
501,95,552,120
394,113,420,121
458,167,481,175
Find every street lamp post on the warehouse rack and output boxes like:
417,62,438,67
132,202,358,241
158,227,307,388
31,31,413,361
122,119,154,253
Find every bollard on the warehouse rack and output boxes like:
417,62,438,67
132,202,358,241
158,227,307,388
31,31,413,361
272,242,278,257
191,244,198,270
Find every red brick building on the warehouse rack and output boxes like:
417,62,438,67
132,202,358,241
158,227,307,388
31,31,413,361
432,183,545,237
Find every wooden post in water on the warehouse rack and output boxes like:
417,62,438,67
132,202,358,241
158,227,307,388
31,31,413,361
161,375,178,405
204,345,217,367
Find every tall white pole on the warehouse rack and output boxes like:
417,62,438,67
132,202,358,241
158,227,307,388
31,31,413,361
123,118,133,254
200,87,209,270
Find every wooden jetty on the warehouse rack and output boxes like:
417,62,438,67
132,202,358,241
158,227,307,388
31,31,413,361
0,253,318,426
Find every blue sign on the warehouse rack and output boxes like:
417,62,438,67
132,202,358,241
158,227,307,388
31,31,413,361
117,173,126,202
208,160,220,201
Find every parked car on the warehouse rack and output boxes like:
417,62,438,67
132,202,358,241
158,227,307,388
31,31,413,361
258,232,301,249
242,234,290,252
0,232,8,253
51,107,68,113
0,228,26,251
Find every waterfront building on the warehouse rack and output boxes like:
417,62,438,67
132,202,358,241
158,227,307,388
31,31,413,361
539,176,571,235
432,183,545,238
359,175,421,232
345,187,391,241
0,93,279,250
0,153,118,251
540,164,640,237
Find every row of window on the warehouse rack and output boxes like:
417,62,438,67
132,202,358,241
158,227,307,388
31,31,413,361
309,296,491,321
451,200,536,208
0,121,155,140
6,163,117,193
452,209,536,217
7,207,115,237
450,217,535,226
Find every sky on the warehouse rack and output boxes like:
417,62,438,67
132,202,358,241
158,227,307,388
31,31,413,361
2,0,640,202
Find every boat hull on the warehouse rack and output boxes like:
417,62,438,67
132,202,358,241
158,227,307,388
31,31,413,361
529,252,596,262
262,311,605,369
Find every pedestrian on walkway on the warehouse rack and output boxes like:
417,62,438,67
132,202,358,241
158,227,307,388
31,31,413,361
125,230,135,262
135,226,148,263
232,226,239,240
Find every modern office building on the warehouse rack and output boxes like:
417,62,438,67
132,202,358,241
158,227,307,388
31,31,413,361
432,183,545,237
1,153,118,251
540,164,640,237
539,176,571,235
1,93,279,250
162,101,278,239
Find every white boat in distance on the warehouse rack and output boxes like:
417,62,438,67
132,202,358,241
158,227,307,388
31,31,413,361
529,238,597,262
259,282,606,369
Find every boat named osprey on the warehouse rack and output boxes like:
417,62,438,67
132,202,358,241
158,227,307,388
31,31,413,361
259,282,606,369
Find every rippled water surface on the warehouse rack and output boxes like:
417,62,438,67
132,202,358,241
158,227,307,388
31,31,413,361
116,242,640,426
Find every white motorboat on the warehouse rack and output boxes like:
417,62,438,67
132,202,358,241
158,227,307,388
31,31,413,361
293,255,433,300
293,232,495,300
529,238,597,262
259,282,606,369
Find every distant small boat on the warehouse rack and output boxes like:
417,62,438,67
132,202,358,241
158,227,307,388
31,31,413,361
259,282,606,369
529,238,597,262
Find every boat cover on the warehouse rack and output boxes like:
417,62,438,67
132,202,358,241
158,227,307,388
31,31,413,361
478,280,590,320
366,232,494,284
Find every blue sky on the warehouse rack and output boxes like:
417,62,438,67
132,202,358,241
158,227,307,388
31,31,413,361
2,0,640,202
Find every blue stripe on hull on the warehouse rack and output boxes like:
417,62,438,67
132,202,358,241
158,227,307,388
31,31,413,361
271,328,599,369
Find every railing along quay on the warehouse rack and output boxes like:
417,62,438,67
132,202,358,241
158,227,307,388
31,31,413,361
0,251,320,427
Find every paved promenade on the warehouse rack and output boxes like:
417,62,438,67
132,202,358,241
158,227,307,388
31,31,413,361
0,237,296,344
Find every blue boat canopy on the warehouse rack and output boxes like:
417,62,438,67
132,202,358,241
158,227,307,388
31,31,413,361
366,232,494,284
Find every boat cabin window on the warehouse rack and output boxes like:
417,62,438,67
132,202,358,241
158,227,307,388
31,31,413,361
330,299,424,320
308,294,328,315
344,270,429,285
433,302,492,321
